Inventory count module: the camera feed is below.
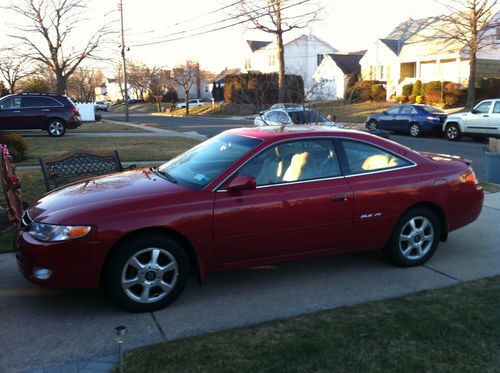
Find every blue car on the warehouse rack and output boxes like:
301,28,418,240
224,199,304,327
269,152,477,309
366,104,447,137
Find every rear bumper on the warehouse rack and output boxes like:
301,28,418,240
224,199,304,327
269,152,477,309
66,118,81,129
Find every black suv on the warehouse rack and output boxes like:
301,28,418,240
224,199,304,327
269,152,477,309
0,93,81,137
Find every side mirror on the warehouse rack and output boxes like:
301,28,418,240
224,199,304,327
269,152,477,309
471,109,479,114
382,110,388,115
225,175,256,191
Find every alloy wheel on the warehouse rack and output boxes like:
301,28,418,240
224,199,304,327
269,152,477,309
409,124,421,137
121,247,179,304
48,121,65,136
398,216,434,260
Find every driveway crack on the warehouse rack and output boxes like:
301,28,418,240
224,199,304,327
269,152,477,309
423,264,461,282
151,312,167,341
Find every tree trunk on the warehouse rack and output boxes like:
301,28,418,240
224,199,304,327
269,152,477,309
466,49,477,110
275,2,286,103
55,73,66,95
185,90,190,115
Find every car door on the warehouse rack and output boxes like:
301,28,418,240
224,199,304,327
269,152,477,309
465,101,492,135
0,96,23,130
21,96,59,129
487,101,500,136
396,105,417,132
212,138,354,265
335,138,423,251
378,106,401,130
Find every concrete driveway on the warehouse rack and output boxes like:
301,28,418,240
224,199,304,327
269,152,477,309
1,194,499,372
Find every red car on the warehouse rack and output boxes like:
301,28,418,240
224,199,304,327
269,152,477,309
16,127,483,311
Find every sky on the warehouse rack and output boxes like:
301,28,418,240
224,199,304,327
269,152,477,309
0,0,451,75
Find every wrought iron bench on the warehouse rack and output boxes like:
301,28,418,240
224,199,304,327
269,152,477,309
39,150,135,192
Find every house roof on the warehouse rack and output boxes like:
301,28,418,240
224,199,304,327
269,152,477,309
327,53,365,74
246,40,272,52
256,33,337,52
214,68,241,84
381,15,468,58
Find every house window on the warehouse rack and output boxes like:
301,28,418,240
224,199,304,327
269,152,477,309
317,54,325,66
244,59,252,69
268,54,275,66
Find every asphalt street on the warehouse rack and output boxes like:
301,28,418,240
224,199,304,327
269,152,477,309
102,112,489,180
1,193,500,372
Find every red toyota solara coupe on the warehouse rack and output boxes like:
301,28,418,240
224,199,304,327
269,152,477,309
16,126,483,311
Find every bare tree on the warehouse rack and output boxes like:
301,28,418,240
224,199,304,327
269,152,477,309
67,67,105,102
237,0,319,102
0,52,32,93
436,0,499,108
7,0,111,94
169,61,202,115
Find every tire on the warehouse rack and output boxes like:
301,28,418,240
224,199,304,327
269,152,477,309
445,123,461,141
47,119,66,137
106,234,189,312
409,122,421,137
366,120,377,131
383,208,441,267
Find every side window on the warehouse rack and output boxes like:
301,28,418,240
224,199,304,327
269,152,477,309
400,106,416,114
475,101,491,114
492,102,500,114
386,106,401,115
238,139,341,186
339,140,412,175
0,97,21,109
22,97,59,107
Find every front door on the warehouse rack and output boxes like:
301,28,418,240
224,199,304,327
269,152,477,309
465,101,493,135
213,138,354,265
0,96,23,130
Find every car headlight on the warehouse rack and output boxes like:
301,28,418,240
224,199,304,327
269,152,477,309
29,222,91,242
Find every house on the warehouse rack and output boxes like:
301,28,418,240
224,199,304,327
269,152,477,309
241,33,338,92
94,79,137,103
360,13,500,100
312,51,366,100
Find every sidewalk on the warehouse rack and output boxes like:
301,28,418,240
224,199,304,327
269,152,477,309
1,193,499,373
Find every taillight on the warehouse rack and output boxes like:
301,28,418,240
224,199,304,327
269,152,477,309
460,170,478,185
71,107,78,113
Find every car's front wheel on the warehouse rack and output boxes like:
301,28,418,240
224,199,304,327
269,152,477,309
106,234,189,312
47,119,66,137
445,123,461,141
409,122,421,137
383,208,440,267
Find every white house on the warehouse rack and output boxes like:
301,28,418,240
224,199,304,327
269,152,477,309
241,33,338,92
312,52,365,100
360,13,500,100
95,79,137,103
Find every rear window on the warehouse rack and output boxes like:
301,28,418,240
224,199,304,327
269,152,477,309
288,110,327,124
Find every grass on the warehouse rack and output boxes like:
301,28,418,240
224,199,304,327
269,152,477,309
74,122,148,133
311,101,395,123
481,181,500,193
18,136,200,165
117,276,500,373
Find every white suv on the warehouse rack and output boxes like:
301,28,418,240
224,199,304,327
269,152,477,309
443,99,500,141
175,99,205,109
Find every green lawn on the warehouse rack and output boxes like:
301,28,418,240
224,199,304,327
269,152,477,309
117,276,500,373
75,122,148,133
18,136,200,165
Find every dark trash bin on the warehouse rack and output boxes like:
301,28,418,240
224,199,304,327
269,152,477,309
485,147,500,184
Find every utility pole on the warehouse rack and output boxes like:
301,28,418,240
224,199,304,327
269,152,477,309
119,0,129,121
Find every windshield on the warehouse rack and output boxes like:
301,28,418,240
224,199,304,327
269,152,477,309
288,110,327,124
423,106,445,114
159,133,262,190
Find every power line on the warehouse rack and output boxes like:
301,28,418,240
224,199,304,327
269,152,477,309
126,0,244,38
129,0,312,47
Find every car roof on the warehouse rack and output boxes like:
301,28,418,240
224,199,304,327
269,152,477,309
229,125,368,141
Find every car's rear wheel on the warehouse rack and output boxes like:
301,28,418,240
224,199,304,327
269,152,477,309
367,120,377,131
445,123,461,141
47,119,66,137
384,208,440,267
106,234,189,312
409,122,421,137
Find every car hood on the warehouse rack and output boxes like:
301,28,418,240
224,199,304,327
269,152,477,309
446,112,470,120
28,168,189,224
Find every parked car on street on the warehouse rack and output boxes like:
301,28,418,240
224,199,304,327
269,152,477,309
94,101,110,112
255,107,340,127
16,126,483,311
443,99,500,141
366,104,447,137
0,93,81,137
175,99,205,109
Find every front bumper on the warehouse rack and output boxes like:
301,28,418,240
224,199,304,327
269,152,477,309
15,230,106,288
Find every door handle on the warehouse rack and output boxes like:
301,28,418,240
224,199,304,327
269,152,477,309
13,110,21,113
329,195,348,203
483,115,489,117
41,109,50,112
